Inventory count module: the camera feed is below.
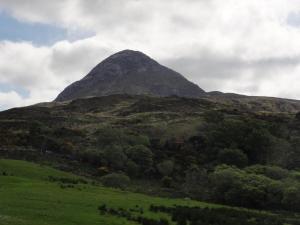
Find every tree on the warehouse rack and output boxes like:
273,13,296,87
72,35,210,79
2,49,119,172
296,112,300,121
104,145,127,170
203,110,224,124
97,166,109,176
210,165,283,210
96,127,125,147
101,173,130,189
183,165,209,200
209,165,243,204
282,186,300,211
207,119,273,164
245,165,288,180
157,160,174,176
80,149,101,165
218,148,248,168
161,176,173,188
126,145,153,171
287,138,300,170
244,127,272,164
60,141,75,154
127,134,150,147
125,160,140,178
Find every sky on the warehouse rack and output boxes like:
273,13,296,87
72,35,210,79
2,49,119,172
1,0,300,110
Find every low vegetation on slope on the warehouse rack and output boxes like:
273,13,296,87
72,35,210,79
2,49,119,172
0,159,299,225
1,95,300,213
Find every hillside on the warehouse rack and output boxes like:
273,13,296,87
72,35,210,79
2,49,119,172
1,94,300,215
0,159,210,225
1,159,299,225
205,92,300,113
3,1,300,224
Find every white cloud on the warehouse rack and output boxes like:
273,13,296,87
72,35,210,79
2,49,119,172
0,39,113,110
1,0,300,110
0,91,27,110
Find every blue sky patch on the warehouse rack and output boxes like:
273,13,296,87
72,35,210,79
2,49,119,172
0,11,67,45
0,82,30,98
287,12,300,28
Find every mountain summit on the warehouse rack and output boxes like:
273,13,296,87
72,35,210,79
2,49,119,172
55,50,205,101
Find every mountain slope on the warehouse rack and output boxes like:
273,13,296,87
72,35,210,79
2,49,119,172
1,95,300,217
55,50,205,101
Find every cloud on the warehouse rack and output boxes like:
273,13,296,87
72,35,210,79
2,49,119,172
163,53,300,96
1,0,300,110
0,90,27,110
0,39,113,109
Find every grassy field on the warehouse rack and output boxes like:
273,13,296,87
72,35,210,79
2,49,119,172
1,159,299,225
0,159,219,225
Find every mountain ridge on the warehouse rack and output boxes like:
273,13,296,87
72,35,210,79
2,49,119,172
55,50,205,101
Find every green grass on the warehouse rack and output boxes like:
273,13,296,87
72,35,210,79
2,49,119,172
0,159,217,225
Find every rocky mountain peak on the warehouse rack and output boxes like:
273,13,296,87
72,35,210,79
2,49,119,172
55,50,205,101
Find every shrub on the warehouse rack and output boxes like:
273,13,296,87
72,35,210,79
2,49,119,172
101,173,130,189
96,127,124,147
157,160,174,176
183,166,209,200
161,176,173,188
125,160,140,178
203,110,224,123
127,145,153,171
296,112,300,121
79,149,101,165
210,165,284,210
97,166,109,176
218,148,248,168
245,165,289,180
282,186,300,211
104,145,127,170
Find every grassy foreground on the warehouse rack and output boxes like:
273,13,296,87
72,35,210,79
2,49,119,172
0,159,217,225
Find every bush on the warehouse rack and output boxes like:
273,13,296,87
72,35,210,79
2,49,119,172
210,165,284,210
104,145,127,170
96,127,124,147
218,148,248,168
79,149,101,165
207,119,273,164
150,205,285,225
101,173,130,189
157,160,174,176
245,165,289,180
203,110,224,123
97,166,109,176
127,145,153,171
126,160,140,178
183,166,209,200
296,112,300,121
161,176,173,188
282,186,300,211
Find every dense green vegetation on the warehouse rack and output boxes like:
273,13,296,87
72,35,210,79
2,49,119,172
0,159,206,225
0,159,299,225
1,95,300,214
148,205,300,225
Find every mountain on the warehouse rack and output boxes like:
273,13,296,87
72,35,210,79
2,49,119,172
55,50,205,101
3,50,300,223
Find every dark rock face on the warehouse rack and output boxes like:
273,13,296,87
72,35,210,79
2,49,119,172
55,50,205,101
